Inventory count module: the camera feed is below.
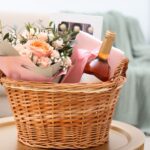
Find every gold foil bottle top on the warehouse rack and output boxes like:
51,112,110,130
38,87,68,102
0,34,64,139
98,31,116,60
105,31,116,40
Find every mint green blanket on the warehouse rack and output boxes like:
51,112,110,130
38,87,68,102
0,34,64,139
100,11,150,134
65,10,150,133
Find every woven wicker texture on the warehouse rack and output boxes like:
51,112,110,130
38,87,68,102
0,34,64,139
0,58,128,149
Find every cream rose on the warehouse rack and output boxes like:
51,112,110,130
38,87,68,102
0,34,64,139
52,38,63,49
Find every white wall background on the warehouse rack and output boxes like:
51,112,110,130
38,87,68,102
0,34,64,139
0,0,149,42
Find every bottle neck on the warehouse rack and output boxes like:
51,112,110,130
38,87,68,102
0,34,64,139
98,52,109,61
98,57,108,62
98,36,115,61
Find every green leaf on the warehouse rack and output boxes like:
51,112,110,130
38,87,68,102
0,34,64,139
3,33,9,40
19,35,27,44
49,21,53,27
25,23,33,32
53,36,60,41
8,38,13,43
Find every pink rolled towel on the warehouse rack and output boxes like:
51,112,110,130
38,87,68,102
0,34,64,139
62,31,125,83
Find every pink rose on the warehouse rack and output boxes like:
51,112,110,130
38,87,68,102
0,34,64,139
26,40,54,58
63,56,72,67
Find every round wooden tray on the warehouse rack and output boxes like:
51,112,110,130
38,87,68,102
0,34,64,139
0,117,145,150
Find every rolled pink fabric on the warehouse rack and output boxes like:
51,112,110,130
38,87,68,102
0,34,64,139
62,48,92,83
62,31,125,83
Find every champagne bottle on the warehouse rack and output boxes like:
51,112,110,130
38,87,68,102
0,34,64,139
84,31,116,81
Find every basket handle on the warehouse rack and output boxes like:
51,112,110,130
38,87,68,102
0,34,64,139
0,70,5,84
110,58,128,89
112,58,129,79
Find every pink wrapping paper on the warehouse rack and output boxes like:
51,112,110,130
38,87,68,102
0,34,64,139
62,31,125,83
0,56,62,82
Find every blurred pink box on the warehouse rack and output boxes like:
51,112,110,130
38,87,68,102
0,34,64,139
62,31,125,83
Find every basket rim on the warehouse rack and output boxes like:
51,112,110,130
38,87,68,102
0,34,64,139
1,76,126,93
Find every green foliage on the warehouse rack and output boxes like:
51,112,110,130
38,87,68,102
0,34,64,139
2,20,79,58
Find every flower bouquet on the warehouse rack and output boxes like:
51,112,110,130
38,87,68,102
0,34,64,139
0,19,128,149
0,21,78,82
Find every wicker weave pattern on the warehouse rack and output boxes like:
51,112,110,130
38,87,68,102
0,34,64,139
0,58,128,149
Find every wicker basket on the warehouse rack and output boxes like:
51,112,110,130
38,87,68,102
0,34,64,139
0,58,128,149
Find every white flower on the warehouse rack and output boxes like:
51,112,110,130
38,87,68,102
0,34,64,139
52,38,63,49
59,23,67,31
54,58,58,63
87,26,93,34
11,32,17,38
51,50,60,58
60,52,64,56
73,26,80,32
16,39,20,45
48,33,55,41
14,44,32,58
29,28,35,35
21,30,29,39
37,32,48,41
34,28,40,35
62,56,72,68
